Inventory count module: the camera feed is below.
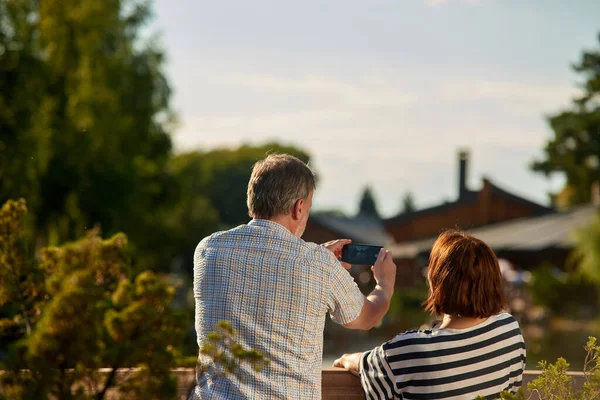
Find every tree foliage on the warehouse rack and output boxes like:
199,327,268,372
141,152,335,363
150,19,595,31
0,200,274,400
0,0,311,390
527,263,598,317
0,0,175,267
170,143,311,228
525,337,600,400
0,199,186,400
474,337,600,399
571,212,600,286
0,199,43,339
0,0,313,276
532,32,600,207
400,192,416,214
199,320,269,375
358,186,380,218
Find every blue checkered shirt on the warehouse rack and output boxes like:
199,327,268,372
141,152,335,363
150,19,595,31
190,219,365,399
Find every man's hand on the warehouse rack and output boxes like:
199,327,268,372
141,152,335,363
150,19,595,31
321,239,352,270
371,248,396,293
342,248,396,331
333,352,362,376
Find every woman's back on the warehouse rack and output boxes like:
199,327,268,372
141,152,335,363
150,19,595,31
360,312,525,400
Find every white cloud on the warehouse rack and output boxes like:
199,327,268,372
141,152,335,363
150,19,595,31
217,73,575,116
151,0,597,216
171,71,570,215
173,108,354,149
441,79,575,105
222,74,417,110
173,72,569,161
424,0,449,7
476,129,547,149
424,0,486,7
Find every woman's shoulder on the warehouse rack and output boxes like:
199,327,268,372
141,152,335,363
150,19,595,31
381,327,439,351
491,311,521,328
382,312,521,350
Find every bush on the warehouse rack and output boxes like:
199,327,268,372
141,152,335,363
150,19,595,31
386,283,430,331
0,199,270,399
199,321,269,375
527,263,598,317
475,336,600,400
0,199,186,400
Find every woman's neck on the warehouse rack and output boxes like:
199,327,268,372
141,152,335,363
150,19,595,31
438,314,488,329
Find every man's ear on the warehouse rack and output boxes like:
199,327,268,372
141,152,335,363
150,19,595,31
292,198,304,220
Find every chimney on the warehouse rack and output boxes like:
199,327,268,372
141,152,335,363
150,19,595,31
458,149,470,200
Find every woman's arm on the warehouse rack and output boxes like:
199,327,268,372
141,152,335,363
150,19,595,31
334,346,401,399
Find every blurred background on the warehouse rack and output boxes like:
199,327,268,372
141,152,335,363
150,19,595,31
2,0,600,391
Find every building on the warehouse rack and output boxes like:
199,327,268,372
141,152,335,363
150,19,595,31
383,150,553,243
390,202,599,271
303,213,393,246
302,149,559,287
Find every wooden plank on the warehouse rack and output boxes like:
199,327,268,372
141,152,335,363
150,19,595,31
0,368,588,399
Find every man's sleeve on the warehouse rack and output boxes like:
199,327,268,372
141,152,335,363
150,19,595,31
359,345,400,400
326,252,365,324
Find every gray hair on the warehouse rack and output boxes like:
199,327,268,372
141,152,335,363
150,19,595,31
247,154,315,219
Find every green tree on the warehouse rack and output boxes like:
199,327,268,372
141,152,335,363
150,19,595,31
199,320,269,375
312,209,348,217
477,336,600,400
0,199,44,340
0,0,178,272
532,32,600,207
358,186,380,218
572,212,600,285
0,199,186,400
38,0,176,249
0,1,52,217
527,263,597,317
173,143,311,228
0,1,314,276
400,192,416,214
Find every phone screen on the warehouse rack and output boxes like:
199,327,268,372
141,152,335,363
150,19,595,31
340,244,383,265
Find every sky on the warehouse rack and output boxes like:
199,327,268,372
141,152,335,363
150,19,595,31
150,0,600,218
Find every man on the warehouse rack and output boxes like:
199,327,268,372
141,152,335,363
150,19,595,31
190,153,396,399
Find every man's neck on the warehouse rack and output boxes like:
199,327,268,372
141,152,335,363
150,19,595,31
259,216,296,236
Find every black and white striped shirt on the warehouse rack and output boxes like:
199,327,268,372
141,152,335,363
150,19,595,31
359,312,526,400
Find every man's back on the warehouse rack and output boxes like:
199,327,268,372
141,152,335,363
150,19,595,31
191,219,364,399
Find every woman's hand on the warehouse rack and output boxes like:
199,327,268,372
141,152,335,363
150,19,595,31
332,352,363,376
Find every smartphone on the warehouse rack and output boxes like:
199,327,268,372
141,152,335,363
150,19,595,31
340,244,383,265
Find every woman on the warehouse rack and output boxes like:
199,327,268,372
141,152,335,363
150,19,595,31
333,230,526,400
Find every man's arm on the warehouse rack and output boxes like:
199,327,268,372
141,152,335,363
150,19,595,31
343,249,396,330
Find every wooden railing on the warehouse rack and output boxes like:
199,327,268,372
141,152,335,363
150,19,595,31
0,368,587,399
322,368,585,399
144,368,589,399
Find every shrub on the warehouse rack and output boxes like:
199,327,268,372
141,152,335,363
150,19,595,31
475,336,600,400
0,199,186,400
